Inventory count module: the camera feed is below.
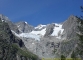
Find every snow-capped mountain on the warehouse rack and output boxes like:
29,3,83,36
0,14,82,59
15,21,34,33
35,24,46,29
0,14,64,40
0,14,19,33
12,22,64,41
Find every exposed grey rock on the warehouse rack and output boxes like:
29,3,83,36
15,21,34,33
44,23,55,36
34,26,46,31
0,15,40,60
1,14,83,59
21,36,61,58
62,15,79,40
57,15,83,59
0,14,19,34
14,15,81,59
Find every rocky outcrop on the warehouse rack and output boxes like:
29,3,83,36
62,15,79,40
44,23,55,36
0,17,40,60
0,14,19,34
1,14,83,59
15,21,34,33
58,15,82,59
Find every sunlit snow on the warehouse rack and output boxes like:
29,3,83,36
19,33,41,41
2,20,4,22
35,24,46,29
51,23,64,37
11,23,64,41
25,21,28,24
30,28,46,36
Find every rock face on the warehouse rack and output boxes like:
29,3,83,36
0,16,40,60
0,14,83,60
34,24,46,31
15,21,34,33
62,15,79,39
57,15,80,57
44,23,55,36
12,15,81,59
0,14,19,34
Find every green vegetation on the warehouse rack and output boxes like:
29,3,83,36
71,51,77,60
12,43,38,60
74,6,83,59
52,49,57,54
61,55,66,60
0,19,39,60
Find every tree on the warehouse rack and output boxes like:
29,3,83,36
71,51,76,58
74,5,83,59
80,6,83,19
80,6,83,12
61,55,66,60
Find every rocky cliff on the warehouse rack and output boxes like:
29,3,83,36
0,14,83,60
0,16,40,60
15,21,34,33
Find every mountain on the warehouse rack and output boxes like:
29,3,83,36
62,15,79,39
0,14,83,60
0,15,40,60
59,15,80,57
15,21,34,33
0,14,19,34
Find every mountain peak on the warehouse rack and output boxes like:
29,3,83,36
0,14,9,21
63,15,77,26
24,21,28,24
68,15,77,20
35,24,46,29
15,21,34,33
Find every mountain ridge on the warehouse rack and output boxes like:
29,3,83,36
0,14,83,59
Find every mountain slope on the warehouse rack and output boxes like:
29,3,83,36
0,14,20,34
0,14,83,59
15,21,34,33
0,17,40,60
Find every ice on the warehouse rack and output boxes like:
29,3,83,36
30,28,46,36
17,25,20,27
2,20,4,22
51,23,64,36
11,23,64,41
25,21,28,24
11,30,41,41
19,33,40,41
35,24,46,29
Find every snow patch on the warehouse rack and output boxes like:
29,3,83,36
30,28,46,36
17,25,20,27
11,30,41,41
11,30,19,37
19,33,40,41
51,23,64,37
35,24,46,29
11,23,64,41
32,43,34,44
25,21,28,24
2,20,4,22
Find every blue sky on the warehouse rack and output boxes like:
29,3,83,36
0,0,83,26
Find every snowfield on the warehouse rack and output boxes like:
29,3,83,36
11,30,41,41
30,28,46,36
19,33,41,41
51,23,64,36
11,23,64,41
35,24,46,29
